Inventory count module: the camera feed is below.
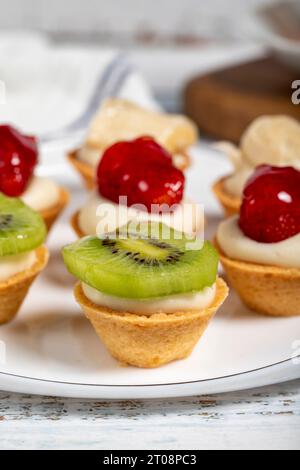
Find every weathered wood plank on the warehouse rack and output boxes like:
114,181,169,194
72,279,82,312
0,380,299,449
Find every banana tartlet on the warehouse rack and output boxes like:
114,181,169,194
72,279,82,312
213,116,300,216
216,165,300,317
67,98,198,189
0,125,69,232
0,194,49,324
63,222,228,368
71,136,204,238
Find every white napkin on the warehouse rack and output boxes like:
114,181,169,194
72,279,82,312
0,31,158,135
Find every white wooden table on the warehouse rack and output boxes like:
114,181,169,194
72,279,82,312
0,380,299,450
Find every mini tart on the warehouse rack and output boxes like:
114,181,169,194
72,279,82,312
39,188,70,232
216,241,300,317
74,277,228,368
0,246,49,325
67,149,191,191
212,176,241,217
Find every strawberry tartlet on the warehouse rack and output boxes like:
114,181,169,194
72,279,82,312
213,115,300,216
0,125,69,231
71,137,203,238
216,165,300,317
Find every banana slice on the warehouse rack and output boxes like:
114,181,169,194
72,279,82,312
241,116,300,169
86,98,198,154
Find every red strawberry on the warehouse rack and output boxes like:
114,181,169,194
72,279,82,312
239,165,300,243
97,137,184,212
0,125,38,197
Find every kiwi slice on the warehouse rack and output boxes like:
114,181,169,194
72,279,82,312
0,193,46,256
62,222,218,299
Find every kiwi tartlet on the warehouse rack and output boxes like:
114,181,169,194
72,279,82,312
63,222,228,368
0,194,49,324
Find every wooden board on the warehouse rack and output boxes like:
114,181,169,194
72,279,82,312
184,57,300,142
1,382,299,449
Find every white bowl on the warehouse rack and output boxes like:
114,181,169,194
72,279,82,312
241,6,300,71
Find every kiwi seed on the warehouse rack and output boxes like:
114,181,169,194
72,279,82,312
0,214,13,229
101,237,183,266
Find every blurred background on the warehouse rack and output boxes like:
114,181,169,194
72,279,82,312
0,0,295,44
0,0,299,140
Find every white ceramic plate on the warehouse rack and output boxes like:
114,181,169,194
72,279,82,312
0,144,299,399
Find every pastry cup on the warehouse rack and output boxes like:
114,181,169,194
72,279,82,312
67,150,95,190
0,246,49,325
212,176,241,217
74,277,228,368
39,188,70,232
67,148,191,191
70,210,84,238
217,243,300,317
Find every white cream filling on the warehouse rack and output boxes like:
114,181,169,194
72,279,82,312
82,282,216,315
217,216,300,269
78,193,204,237
21,176,60,212
223,166,253,198
0,251,36,282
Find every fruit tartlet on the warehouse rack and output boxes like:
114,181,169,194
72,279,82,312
67,98,198,189
0,125,69,231
63,222,228,368
216,165,300,317
213,116,300,216
0,194,49,324
71,136,204,238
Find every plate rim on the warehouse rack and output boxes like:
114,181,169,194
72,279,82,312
0,355,299,388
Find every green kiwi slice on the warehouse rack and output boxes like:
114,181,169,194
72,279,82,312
62,222,218,299
0,193,47,256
